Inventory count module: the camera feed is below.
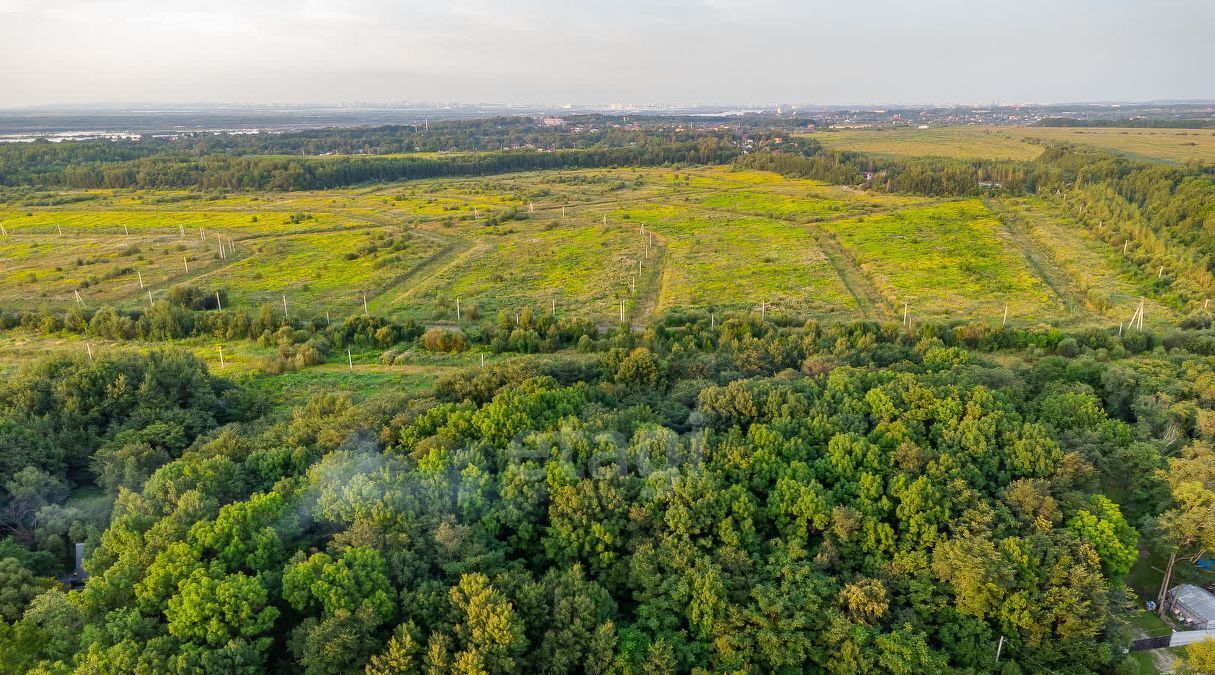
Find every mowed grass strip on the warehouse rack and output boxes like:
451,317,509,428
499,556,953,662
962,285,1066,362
822,200,1061,321
612,203,858,317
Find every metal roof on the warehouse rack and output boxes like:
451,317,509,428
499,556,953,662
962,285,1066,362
1172,584,1215,621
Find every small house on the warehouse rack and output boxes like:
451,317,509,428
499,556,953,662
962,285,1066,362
1167,584,1215,629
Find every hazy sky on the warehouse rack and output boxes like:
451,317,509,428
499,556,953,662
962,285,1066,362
1,0,1212,107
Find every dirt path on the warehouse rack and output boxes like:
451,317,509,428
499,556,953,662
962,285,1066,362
809,228,888,321
984,197,1092,319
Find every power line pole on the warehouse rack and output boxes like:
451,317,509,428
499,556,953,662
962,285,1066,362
995,635,1005,664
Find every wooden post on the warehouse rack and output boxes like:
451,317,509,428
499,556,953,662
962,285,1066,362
515,312,519,325
456,298,461,321
147,290,154,308
347,346,353,371
179,224,185,237
903,302,909,328
561,206,566,218
620,300,625,323
602,214,607,225
1123,240,1129,254
1138,298,1145,329
552,297,556,317
760,300,766,321
200,227,205,241
1157,266,1164,279
137,270,144,289
183,257,189,273
282,294,288,320
1002,304,1008,327
0,223,7,236
363,294,369,317
85,342,93,362
217,345,225,368
74,289,83,305
325,311,331,327
124,225,129,236
638,259,642,276
481,353,485,368
215,291,222,311
630,275,635,294
645,240,650,259
57,224,62,235
711,313,715,329
1118,322,1123,336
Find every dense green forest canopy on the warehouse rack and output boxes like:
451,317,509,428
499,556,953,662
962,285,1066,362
0,309,1213,673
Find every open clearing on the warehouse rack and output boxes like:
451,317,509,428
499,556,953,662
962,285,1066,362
811,125,1215,164
0,166,1180,327
809,127,1044,161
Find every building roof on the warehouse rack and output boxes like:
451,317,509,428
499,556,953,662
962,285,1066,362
1172,584,1215,621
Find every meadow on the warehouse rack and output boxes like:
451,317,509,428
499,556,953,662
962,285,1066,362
811,125,1215,164
820,200,1062,321
0,165,1183,329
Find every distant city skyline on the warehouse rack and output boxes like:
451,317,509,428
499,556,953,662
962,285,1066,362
2,0,1212,108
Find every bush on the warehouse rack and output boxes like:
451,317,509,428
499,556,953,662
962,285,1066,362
419,328,469,353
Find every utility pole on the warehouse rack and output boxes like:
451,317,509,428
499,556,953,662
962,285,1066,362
995,635,1005,664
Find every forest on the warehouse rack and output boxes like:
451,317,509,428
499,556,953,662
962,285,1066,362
0,310,1212,673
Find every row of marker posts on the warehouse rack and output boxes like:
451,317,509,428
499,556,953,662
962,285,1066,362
22,198,1208,371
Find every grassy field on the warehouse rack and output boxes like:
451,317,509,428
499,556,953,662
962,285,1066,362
611,202,858,317
1009,126,1215,163
810,127,1044,161
809,125,1215,164
0,165,1182,327
986,197,1178,328
821,200,1062,322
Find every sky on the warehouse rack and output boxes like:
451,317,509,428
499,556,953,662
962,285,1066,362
1,0,1212,108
